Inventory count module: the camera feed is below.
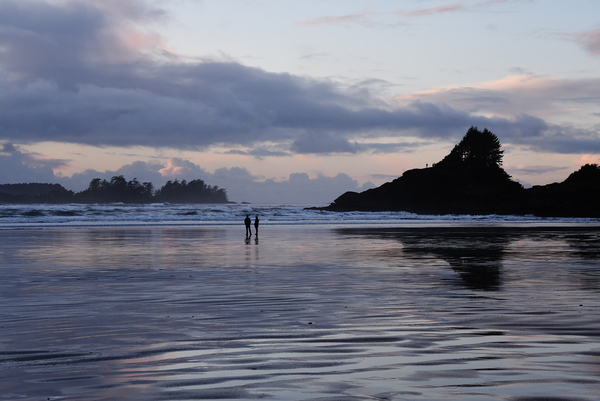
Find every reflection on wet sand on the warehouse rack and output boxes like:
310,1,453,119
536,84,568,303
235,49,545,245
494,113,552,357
396,230,510,291
335,227,518,292
335,226,600,293
1,225,599,400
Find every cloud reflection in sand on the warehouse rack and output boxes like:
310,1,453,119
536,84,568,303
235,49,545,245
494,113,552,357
1,225,599,400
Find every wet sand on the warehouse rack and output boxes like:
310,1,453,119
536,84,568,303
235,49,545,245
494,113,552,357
1,225,599,400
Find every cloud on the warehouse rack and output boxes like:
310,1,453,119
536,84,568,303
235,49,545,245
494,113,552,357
0,0,167,86
396,3,466,17
214,170,361,204
159,157,208,178
222,147,291,158
399,75,600,118
0,1,598,159
506,165,569,175
396,75,600,153
70,159,362,204
1,142,17,153
370,173,401,180
568,29,600,56
0,142,61,183
291,132,360,154
0,141,69,170
297,12,372,26
45,156,360,204
395,0,527,18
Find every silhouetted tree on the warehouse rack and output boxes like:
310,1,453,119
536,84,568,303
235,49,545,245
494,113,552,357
155,178,228,203
439,126,504,169
76,175,155,203
0,183,74,203
564,163,600,184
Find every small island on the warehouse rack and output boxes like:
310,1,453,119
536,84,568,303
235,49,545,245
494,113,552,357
0,176,231,204
315,127,600,218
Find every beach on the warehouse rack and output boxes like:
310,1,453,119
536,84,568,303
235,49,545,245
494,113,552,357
1,224,599,400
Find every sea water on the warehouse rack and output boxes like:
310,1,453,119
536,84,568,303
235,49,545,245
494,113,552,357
0,202,596,227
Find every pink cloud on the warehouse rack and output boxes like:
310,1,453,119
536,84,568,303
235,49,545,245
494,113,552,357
396,3,466,17
395,0,521,18
577,154,600,165
395,75,600,121
297,12,371,26
159,158,206,178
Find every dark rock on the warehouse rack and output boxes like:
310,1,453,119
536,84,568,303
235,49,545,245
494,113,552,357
313,127,600,218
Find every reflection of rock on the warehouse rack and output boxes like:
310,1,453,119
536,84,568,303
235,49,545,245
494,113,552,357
431,248,502,291
564,232,600,292
337,228,515,292
401,232,509,291
565,232,600,260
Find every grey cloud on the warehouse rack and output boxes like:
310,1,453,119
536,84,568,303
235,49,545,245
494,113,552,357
0,141,69,169
360,181,376,191
59,159,361,204
291,132,359,154
2,142,18,153
211,170,361,204
506,165,569,176
223,150,249,156
0,142,58,183
114,160,165,182
567,29,600,56
401,78,600,153
212,166,260,182
53,158,362,204
0,1,598,156
402,78,600,117
371,173,400,180
223,148,291,158
357,142,426,154
529,136,600,154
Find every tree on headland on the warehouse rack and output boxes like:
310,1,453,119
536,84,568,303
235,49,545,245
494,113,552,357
323,126,522,215
73,176,227,203
438,126,504,169
435,126,514,187
321,126,600,216
0,176,229,204
0,183,74,203
564,163,600,184
154,179,228,203
78,176,154,203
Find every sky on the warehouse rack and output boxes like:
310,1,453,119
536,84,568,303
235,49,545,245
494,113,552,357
0,0,599,204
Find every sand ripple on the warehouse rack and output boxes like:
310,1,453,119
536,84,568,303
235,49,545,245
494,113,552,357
1,226,599,400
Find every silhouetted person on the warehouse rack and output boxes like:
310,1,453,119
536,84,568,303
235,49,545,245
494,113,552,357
245,214,251,237
254,215,259,236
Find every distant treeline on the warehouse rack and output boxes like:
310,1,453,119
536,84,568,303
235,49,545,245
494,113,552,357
0,176,229,204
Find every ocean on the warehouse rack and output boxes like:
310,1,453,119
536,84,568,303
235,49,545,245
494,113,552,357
1,204,599,400
0,202,597,227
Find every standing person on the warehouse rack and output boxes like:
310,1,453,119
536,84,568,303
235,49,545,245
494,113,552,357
254,215,259,236
244,214,251,237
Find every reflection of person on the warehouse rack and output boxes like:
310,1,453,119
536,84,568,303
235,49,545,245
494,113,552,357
244,215,251,237
254,215,259,236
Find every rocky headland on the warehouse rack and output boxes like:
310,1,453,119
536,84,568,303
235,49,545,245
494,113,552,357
315,127,600,217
